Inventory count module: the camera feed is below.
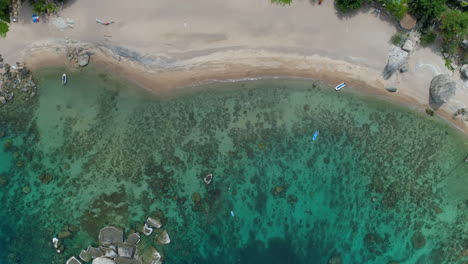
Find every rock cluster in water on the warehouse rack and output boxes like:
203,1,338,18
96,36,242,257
64,215,169,264
0,54,37,107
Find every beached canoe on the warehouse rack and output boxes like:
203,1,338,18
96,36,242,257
335,82,346,91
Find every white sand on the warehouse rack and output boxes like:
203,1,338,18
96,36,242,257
0,0,467,133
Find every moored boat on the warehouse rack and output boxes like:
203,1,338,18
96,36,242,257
62,73,67,85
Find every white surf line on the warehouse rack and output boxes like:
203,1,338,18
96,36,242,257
415,63,441,75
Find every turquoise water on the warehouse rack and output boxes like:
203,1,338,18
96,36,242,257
0,68,467,264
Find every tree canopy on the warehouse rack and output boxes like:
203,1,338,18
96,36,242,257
0,0,10,22
408,0,447,22
440,9,468,55
335,0,364,12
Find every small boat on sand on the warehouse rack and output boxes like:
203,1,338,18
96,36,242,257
312,130,319,141
335,82,346,91
61,73,67,85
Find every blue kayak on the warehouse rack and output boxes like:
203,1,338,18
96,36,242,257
312,130,319,141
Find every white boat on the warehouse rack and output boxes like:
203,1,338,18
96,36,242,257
62,73,67,85
335,82,346,91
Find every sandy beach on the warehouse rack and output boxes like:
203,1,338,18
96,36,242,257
1,0,467,133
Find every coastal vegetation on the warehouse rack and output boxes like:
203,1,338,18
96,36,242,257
390,31,408,45
0,0,9,37
31,0,59,15
335,0,363,12
271,0,292,5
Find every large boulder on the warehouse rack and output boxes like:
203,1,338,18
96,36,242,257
383,46,409,80
92,257,116,264
156,230,170,245
66,257,82,264
117,244,135,258
429,74,457,107
146,217,162,229
402,39,414,52
125,233,140,245
99,226,124,246
461,64,468,79
78,54,90,67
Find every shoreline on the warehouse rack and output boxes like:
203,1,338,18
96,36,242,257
22,41,468,135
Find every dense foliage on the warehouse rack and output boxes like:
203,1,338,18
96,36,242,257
408,0,447,22
419,29,437,47
0,0,10,22
374,0,408,20
0,21,8,37
335,0,364,12
440,9,468,55
32,0,58,14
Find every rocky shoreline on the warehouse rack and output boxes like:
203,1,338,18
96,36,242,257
0,54,37,107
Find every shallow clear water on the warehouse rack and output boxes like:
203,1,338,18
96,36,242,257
0,67,467,264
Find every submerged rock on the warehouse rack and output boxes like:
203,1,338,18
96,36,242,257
0,175,8,186
383,46,409,80
99,226,124,246
411,231,426,249
58,230,72,239
125,233,140,245
328,255,342,264
38,173,53,184
156,230,171,245
22,186,31,194
429,74,457,107
66,256,82,264
192,192,201,203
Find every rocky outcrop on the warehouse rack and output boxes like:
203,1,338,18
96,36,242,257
383,46,409,80
66,41,91,67
402,39,414,52
460,64,468,79
66,256,82,264
93,257,116,264
0,54,37,107
429,74,457,107
146,217,162,229
99,226,124,246
156,230,171,245
78,54,90,67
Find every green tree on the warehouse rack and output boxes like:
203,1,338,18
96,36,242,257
0,21,8,37
0,0,10,22
385,0,408,20
335,0,363,12
32,0,58,15
420,29,437,47
440,10,468,56
271,0,292,5
408,0,446,21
